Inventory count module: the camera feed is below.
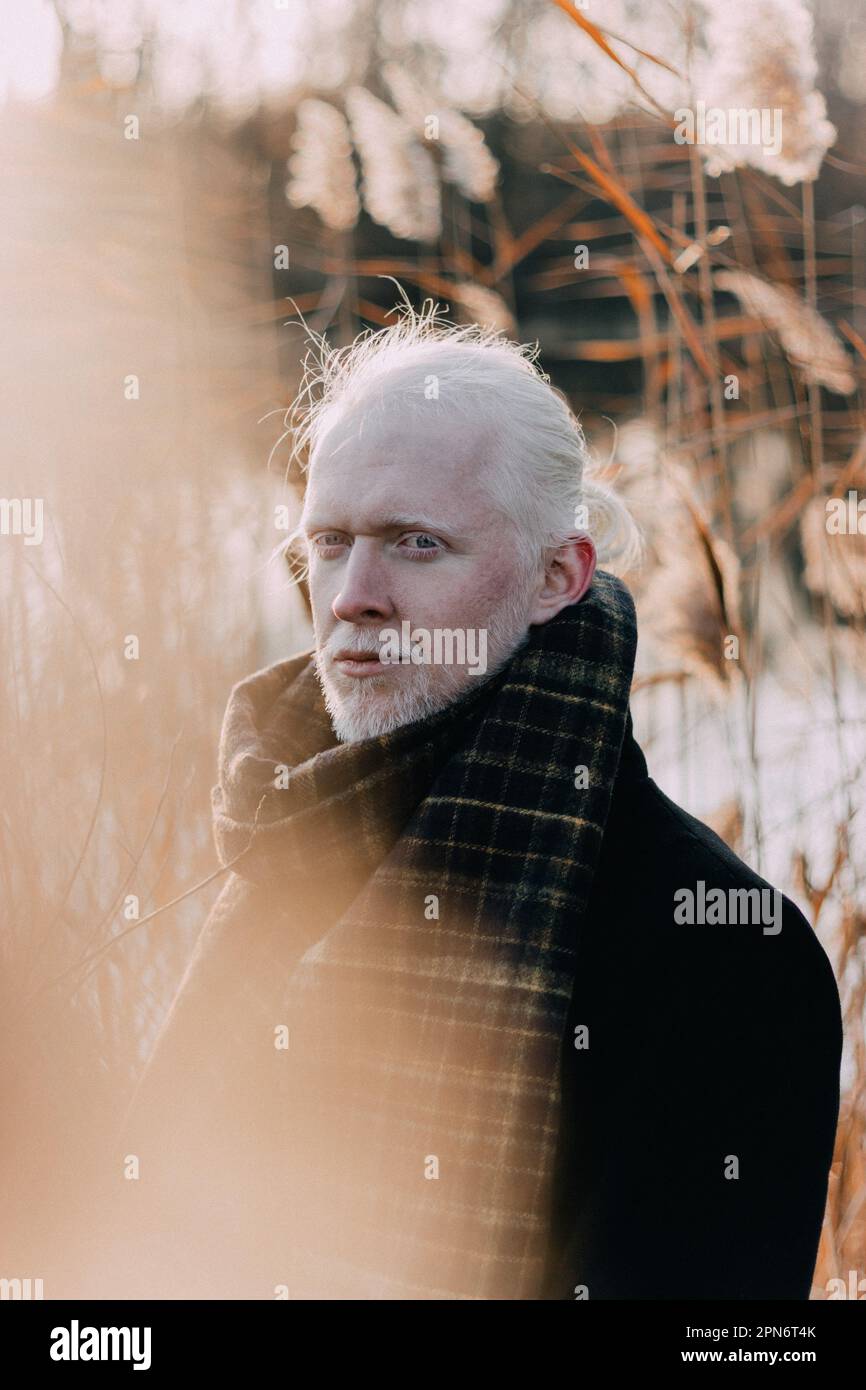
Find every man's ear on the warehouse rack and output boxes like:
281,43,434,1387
527,536,596,626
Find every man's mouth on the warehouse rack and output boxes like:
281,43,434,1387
332,648,388,677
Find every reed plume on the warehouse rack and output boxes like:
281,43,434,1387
345,86,441,243
697,0,837,185
716,269,856,396
285,98,360,232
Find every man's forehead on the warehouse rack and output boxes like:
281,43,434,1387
302,408,497,531
301,477,475,537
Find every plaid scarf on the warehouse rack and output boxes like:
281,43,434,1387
124,570,637,1299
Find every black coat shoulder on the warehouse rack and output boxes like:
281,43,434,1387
547,729,843,1300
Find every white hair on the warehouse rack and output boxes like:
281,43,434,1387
279,289,642,580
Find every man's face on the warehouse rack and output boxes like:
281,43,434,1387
299,402,540,742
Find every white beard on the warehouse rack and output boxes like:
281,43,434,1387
314,570,537,744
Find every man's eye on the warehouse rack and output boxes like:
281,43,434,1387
313,533,348,551
399,533,441,557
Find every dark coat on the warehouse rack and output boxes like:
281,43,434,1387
108,696,842,1301
542,717,843,1300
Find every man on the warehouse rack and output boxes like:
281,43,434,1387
115,302,842,1301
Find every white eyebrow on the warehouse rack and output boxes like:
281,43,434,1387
302,513,464,542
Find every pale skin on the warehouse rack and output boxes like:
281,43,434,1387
299,404,597,741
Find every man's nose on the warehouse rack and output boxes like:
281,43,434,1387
331,539,395,624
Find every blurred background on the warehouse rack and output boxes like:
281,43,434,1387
1,0,864,1298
